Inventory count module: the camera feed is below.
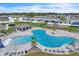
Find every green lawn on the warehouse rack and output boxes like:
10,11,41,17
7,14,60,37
27,52,79,56
61,26,79,33
15,21,47,27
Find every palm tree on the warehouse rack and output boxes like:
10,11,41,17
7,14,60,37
60,16,67,23
52,24,56,31
31,36,37,47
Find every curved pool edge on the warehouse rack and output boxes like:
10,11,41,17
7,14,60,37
32,29,77,48
36,42,71,54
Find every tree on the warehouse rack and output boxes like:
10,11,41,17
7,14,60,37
60,16,67,23
1,30,6,34
31,36,37,47
51,23,57,31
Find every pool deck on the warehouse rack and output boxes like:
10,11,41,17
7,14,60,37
32,27,79,40
32,27,79,54
46,29,79,40
0,27,79,55
0,42,32,56
36,42,71,54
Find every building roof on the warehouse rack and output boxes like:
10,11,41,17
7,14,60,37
28,46,41,52
31,18,60,21
0,16,9,21
72,22,79,25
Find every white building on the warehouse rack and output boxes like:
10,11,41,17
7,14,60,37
0,16,14,30
17,16,79,27
18,16,61,24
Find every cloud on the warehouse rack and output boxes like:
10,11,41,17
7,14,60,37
0,3,79,13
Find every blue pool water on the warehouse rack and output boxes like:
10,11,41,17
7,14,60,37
9,29,76,48
9,36,32,45
32,29,76,47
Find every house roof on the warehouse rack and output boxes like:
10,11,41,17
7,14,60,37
31,18,60,21
0,16,9,21
72,22,79,25
28,46,41,52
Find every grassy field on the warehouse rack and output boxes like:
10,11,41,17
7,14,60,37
27,52,79,56
67,26,79,33
15,21,47,27
60,26,79,33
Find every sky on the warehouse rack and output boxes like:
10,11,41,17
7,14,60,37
0,3,79,13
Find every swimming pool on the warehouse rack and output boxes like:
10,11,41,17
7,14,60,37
9,29,76,48
32,29,76,47
9,36,32,45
